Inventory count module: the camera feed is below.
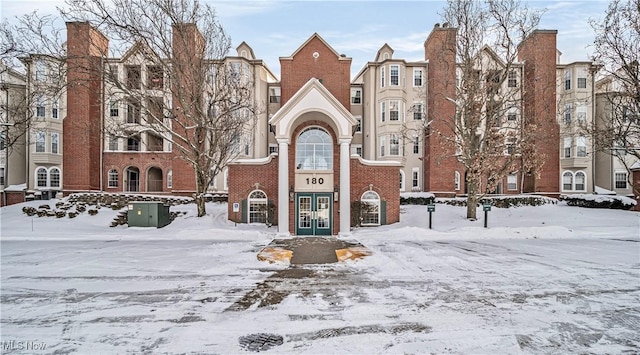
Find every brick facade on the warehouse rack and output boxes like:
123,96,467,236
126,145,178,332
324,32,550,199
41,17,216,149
102,152,173,193
350,158,401,224
423,25,463,196
518,30,561,195
280,35,352,109
63,22,109,194
227,155,279,222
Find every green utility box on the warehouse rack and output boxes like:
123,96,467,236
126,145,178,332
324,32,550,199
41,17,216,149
127,201,170,228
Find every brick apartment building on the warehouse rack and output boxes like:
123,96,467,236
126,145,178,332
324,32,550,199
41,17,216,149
12,21,637,233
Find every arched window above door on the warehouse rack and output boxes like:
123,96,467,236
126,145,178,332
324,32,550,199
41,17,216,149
296,127,333,171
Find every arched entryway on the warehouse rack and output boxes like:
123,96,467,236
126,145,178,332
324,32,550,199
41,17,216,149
146,166,163,192
124,166,140,192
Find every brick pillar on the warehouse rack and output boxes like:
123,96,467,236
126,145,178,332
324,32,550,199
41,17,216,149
518,30,560,195
424,24,460,194
64,22,109,193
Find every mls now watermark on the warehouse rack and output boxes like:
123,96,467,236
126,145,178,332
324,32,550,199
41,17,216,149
1,340,47,351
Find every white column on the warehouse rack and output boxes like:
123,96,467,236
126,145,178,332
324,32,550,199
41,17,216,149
339,139,351,236
277,140,290,236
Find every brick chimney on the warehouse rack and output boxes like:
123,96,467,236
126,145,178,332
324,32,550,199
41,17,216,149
64,22,108,193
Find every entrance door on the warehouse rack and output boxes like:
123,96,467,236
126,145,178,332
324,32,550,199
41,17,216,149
296,193,332,236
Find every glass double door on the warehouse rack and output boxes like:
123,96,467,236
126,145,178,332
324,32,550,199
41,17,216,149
296,193,332,235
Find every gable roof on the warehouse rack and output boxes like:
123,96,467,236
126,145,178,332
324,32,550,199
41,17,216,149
375,43,394,61
281,33,351,61
269,78,357,141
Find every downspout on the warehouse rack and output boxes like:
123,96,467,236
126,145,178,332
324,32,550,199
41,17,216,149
99,56,105,191
590,67,596,192
26,60,31,192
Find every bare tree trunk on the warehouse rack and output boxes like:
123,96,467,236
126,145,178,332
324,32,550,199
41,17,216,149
195,169,207,217
466,179,478,220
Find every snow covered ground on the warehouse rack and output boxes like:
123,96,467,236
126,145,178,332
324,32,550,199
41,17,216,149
1,198,639,354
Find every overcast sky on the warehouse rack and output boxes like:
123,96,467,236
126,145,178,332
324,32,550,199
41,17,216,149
1,0,610,78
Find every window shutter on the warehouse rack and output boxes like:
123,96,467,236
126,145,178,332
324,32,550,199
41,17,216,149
380,200,387,225
241,199,247,223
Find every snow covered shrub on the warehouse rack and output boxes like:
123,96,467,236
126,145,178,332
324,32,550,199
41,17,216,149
560,194,636,210
437,195,556,208
400,192,436,205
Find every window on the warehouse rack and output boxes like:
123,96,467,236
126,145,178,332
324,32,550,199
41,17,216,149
127,99,141,124
269,87,281,103
356,146,362,156
379,136,385,157
412,168,419,188
108,169,118,188
507,108,517,121
380,101,385,122
575,171,585,191
167,170,172,188
109,65,119,80
389,64,400,86
52,99,59,119
390,65,399,86
127,136,140,151
508,71,517,88
380,66,385,88
562,171,573,191
413,103,423,120
36,167,47,187
413,136,420,154
146,97,164,124
248,190,268,224
295,127,333,170
400,170,405,191
564,103,572,124
576,104,587,122
563,137,572,158
361,191,380,226
389,100,399,121
577,77,587,89
506,138,516,155
354,116,362,133
0,167,4,186
576,136,587,157
147,133,163,152
51,132,59,154
35,131,45,153
269,145,278,155
507,173,517,190
351,88,362,104
147,65,163,90
36,95,45,118
49,167,60,188
454,171,461,191
564,69,571,90
35,61,46,81
108,135,118,151
0,133,4,150
390,134,400,155
413,68,423,87
126,65,141,89
110,100,119,117
615,172,628,189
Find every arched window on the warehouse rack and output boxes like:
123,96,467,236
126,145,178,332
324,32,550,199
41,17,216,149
108,169,118,188
454,171,461,191
562,171,573,191
49,167,61,188
248,190,268,224
361,191,381,226
399,170,405,191
296,127,333,171
36,167,47,187
575,171,586,191
167,170,173,188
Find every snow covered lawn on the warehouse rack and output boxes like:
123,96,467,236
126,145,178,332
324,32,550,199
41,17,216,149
1,199,639,353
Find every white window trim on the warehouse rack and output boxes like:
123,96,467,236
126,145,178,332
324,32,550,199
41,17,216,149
351,88,362,105
380,66,385,88
379,136,386,157
574,171,586,191
360,190,381,226
614,171,628,189
400,170,405,192
507,173,518,191
413,68,423,87
454,171,461,191
108,169,118,188
247,189,268,224
390,64,400,86
167,170,173,189
412,167,420,190
562,171,574,192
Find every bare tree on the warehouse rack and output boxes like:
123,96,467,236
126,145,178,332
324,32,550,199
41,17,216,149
435,0,546,220
60,0,261,216
588,0,640,190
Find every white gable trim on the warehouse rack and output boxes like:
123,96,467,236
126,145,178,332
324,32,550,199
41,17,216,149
269,78,357,141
